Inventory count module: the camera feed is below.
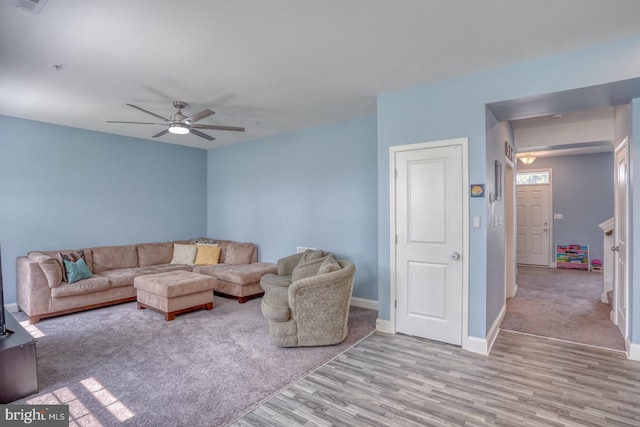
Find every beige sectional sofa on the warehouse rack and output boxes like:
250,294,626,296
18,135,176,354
16,239,277,323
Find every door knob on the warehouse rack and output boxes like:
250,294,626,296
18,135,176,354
451,252,461,261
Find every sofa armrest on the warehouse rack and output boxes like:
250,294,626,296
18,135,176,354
17,256,53,321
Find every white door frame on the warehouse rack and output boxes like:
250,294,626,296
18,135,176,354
389,138,470,350
505,157,517,298
515,167,554,268
613,138,629,343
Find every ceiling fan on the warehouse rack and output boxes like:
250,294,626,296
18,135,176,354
107,101,245,141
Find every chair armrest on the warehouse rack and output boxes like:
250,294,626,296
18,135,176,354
288,261,355,318
287,261,356,346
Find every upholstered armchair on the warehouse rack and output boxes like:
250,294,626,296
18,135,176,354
260,249,332,293
261,257,355,347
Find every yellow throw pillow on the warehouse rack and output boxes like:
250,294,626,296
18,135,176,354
194,244,221,265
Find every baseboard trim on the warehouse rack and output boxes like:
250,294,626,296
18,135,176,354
5,303,19,313
464,336,489,355
463,304,506,356
350,297,378,311
375,318,392,333
488,304,506,353
628,340,640,361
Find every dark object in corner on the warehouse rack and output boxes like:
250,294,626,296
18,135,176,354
0,242,39,403
0,242,13,338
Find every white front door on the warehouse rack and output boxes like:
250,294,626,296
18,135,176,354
394,142,464,345
614,141,628,337
516,184,551,266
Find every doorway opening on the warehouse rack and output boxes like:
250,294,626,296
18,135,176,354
503,145,625,351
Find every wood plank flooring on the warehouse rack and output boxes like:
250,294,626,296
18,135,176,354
230,331,640,426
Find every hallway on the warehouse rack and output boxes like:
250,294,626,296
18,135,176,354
501,265,625,351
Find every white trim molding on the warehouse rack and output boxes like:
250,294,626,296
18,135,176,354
628,340,640,361
350,297,378,311
487,304,506,353
464,304,506,355
375,318,392,333
5,303,19,313
464,336,490,355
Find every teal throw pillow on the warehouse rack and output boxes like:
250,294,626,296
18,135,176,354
63,258,92,284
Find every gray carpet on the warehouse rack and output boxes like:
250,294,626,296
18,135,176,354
501,266,626,351
10,297,377,426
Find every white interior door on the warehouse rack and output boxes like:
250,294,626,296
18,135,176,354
394,143,463,345
516,184,551,266
614,141,628,337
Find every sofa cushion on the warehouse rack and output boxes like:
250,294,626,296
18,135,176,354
261,287,290,322
292,255,332,282
318,255,341,275
194,262,277,286
224,243,255,265
298,249,325,265
64,258,93,284
260,273,292,293
92,245,138,273
99,268,141,288
137,242,173,267
51,275,110,298
194,244,221,266
171,243,197,265
28,253,63,288
55,250,87,282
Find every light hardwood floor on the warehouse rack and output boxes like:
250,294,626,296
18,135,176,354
231,331,640,426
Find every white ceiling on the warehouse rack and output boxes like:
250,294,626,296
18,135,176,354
2,1,640,150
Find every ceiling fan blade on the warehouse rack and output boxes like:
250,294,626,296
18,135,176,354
152,129,169,138
190,129,215,141
184,109,215,124
191,124,245,132
106,121,166,125
126,104,170,122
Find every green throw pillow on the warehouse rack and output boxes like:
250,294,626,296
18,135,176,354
64,258,92,284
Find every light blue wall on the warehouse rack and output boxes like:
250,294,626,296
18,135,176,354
207,116,378,301
0,115,207,305
377,35,640,339
518,153,614,263
486,110,511,329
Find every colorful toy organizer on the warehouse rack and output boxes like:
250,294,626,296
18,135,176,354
555,244,590,271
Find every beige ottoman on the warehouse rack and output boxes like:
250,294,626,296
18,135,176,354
134,271,217,321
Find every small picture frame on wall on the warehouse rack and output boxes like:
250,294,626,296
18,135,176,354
494,160,503,201
505,141,514,162
470,184,485,198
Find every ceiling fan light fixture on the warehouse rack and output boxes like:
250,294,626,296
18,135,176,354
519,153,536,165
168,123,190,135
